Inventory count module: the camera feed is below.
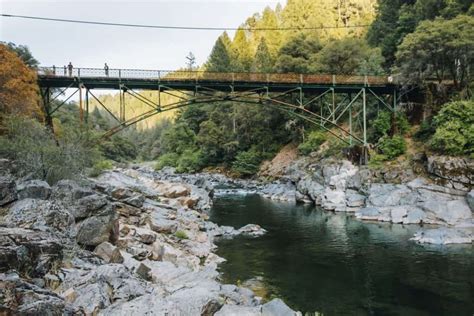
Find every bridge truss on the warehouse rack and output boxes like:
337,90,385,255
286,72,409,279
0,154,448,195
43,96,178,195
38,67,399,161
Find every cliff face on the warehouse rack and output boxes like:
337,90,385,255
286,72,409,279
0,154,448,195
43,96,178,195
0,161,293,315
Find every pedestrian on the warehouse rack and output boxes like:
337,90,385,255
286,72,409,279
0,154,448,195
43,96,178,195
63,65,67,76
67,62,73,77
104,63,109,77
52,65,56,75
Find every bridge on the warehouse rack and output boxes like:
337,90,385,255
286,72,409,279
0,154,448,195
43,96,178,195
37,67,399,160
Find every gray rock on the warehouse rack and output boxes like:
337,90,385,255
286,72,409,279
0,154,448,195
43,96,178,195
5,199,76,236
238,224,267,237
146,213,177,234
215,305,261,316
0,175,17,206
52,179,93,202
124,193,145,208
70,194,109,220
76,204,118,246
411,227,473,244
0,228,63,277
421,199,471,226
345,191,366,208
0,272,67,315
467,190,474,212
94,241,118,262
262,298,296,316
17,179,51,200
427,155,474,185
355,207,391,222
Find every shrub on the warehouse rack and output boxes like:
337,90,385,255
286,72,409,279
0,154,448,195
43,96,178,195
430,100,474,156
175,230,188,239
378,135,406,159
176,149,204,173
414,119,436,141
155,152,179,170
231,149,262,176
0,115,100,184
89,160,114,177
368,153,388,169
371,111,409,142
298,131,326,155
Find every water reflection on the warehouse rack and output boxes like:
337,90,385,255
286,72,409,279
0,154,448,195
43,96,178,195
211,194,474,315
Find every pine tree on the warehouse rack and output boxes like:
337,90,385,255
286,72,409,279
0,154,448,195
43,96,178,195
231,28,253,72
252,38,274,73
205,35,231,72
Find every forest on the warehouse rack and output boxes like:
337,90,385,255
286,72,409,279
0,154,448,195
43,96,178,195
0,0,473,181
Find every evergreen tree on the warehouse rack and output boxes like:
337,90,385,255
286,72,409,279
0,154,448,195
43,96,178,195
205,35,232,72
252,38,274,73
231,28,253,72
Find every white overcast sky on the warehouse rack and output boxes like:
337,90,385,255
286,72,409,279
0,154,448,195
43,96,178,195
1,0,284,70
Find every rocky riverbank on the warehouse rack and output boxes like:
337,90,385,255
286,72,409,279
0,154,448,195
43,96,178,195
154,153,474,245
0,160,295,315
258,155,474,245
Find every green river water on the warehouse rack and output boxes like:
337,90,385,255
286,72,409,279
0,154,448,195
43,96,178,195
210,194,474,315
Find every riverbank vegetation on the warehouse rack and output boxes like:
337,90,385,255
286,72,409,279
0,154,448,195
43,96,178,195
1,0,473,179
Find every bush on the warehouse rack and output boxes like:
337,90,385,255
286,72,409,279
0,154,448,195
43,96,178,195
414,119,436,141
176,150,204,173
378,135,406,159
368,153,388,169
231,149,262,176
155,153,179,170
0,115,100,184
89,160,114,177
298,131,326,155
370,111,409,142
430,100,474,156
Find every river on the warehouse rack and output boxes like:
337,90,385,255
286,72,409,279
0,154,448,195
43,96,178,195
210,193,474,315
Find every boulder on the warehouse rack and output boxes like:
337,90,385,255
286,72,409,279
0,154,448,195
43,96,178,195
5,199,76,236
111,187,134,200
237,224,267,237
411,228,473,244
427,155,474,185
51,179,94,202
215,304,261,316
69,194,109,220
421,199,471,226
76,204,118,246
0,175,17,206
17,180,51,200
159,183,190,198
94,241,118,262
124,194,145,208
0,272,67,315
0,227,63,277
146,213,177,234
262,298,296,316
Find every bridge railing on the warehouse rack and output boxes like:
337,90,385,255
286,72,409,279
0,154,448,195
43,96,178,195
37,67,391,85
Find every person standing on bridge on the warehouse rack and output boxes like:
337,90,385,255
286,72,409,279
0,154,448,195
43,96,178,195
67,62,73,77
104,63,109,77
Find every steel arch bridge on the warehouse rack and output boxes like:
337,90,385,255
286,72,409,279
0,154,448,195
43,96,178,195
37,67,399,156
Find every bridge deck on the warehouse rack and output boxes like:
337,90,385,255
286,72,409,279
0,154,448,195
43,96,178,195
37,67,396,93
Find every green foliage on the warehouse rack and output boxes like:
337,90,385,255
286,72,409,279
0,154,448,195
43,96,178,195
99,135,137,162
176,150,204,173
160,123,197,155
370,111,409,142
231,149,262,176
155,153,179,170
315,38,384,75
274,33,322,73
378,135,407,159
175,230,188,239
414,119,436,141
430,100,474,155
89,160,114,178
368,153,388,169
205,34,232,72
3,42,39,69
252,38,274,73
298,131,326,155
0,115,100,184
395,15,474,88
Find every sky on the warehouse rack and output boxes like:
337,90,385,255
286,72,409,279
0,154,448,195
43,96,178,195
1,0,284,70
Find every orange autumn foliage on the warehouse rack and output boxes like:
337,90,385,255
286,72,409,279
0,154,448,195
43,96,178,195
0,43,43,120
